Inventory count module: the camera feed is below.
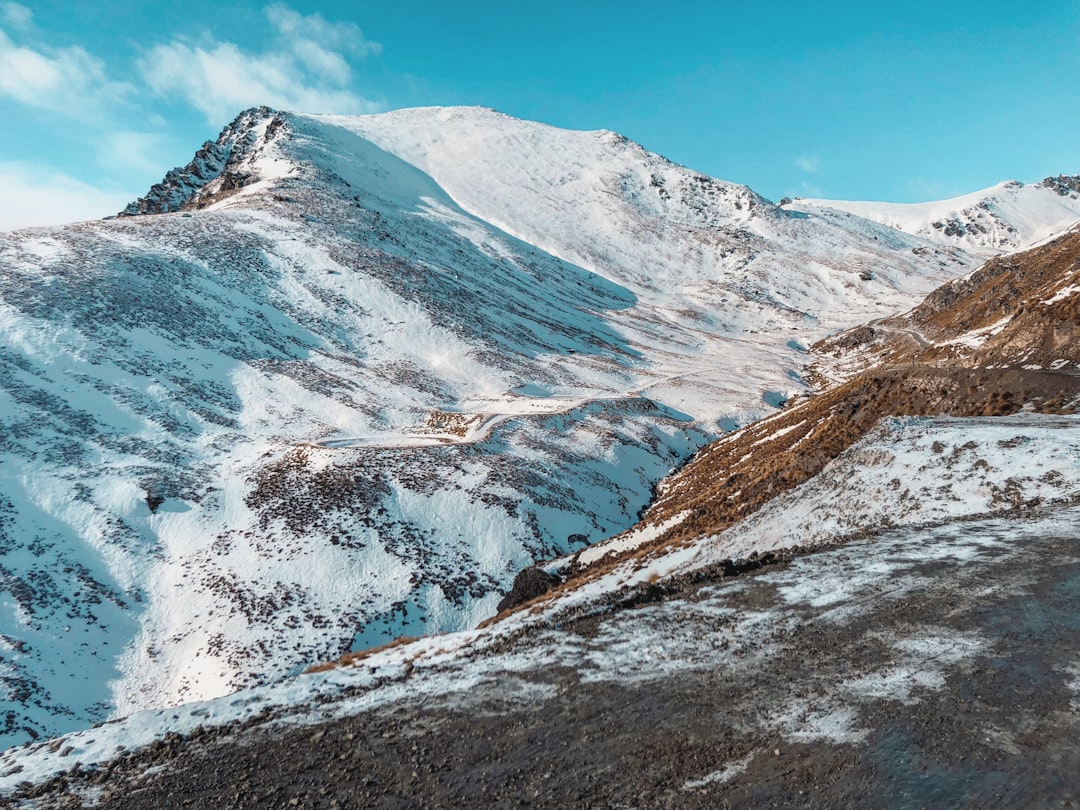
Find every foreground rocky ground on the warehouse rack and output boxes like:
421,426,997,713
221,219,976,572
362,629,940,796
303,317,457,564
12,501,1080,808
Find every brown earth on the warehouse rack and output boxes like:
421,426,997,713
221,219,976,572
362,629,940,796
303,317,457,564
553,365,1080,582
815,225,1080,372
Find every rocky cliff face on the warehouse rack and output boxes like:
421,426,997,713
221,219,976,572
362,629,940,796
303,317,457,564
1041,174,1080,197
119,107,285,215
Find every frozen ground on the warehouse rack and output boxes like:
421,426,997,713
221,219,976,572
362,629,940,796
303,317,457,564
680,413,1080,572
536,412,1080,591
5,498,1080,806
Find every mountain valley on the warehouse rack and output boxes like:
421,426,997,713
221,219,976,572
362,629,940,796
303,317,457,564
1,105,1080,806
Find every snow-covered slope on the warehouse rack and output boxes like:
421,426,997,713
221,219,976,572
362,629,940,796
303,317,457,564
691,414,1080,565
0,114,695,744
4,414,1079,798
308,107,1016,415
0,105,1074,747
788,177,1080,256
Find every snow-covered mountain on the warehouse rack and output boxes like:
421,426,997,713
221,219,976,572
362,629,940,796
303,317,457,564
788,177,1080,256
0,105,1076,748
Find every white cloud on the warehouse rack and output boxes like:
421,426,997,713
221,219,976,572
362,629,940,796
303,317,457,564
96,131,173,177
0,3,383,229
0,27,131,115
264,3,381,58
0,162,134,230
794,154,822,174
782,180,823,199
290,38,352,85
139,4,381,123
0,2,32,29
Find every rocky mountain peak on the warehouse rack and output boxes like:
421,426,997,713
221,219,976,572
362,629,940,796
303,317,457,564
1041,174,1080,197
118,106,287,216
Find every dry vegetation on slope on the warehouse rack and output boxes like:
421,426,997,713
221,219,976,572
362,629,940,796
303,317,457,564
814,226,1080,377
910,226,1080,363
559,365,1080,578
641,366,1079,543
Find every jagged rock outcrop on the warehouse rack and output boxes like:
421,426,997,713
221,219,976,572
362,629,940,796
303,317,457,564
1041,174,1080,197
119,106,284,215
496,567,561,612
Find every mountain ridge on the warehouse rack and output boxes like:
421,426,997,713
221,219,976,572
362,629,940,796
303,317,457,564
789,176,1080,255
119,107,287,216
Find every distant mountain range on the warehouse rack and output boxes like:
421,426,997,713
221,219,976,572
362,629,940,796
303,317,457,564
1,105,1079,752
790,175,1080,255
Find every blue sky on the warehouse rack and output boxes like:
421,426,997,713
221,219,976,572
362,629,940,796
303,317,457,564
1,1,1078,229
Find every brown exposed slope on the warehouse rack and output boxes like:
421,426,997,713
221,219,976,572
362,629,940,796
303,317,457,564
555,224,1080,582
814,225,1080,378
608,366,1078,555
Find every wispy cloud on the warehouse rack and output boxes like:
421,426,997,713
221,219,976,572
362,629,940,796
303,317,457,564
0,162,134,231
139,4,382,123
95,131,175,177
0,2,32,29
0,3,385,229
265,3,382,62
0,27,131,116
794,154,822,174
